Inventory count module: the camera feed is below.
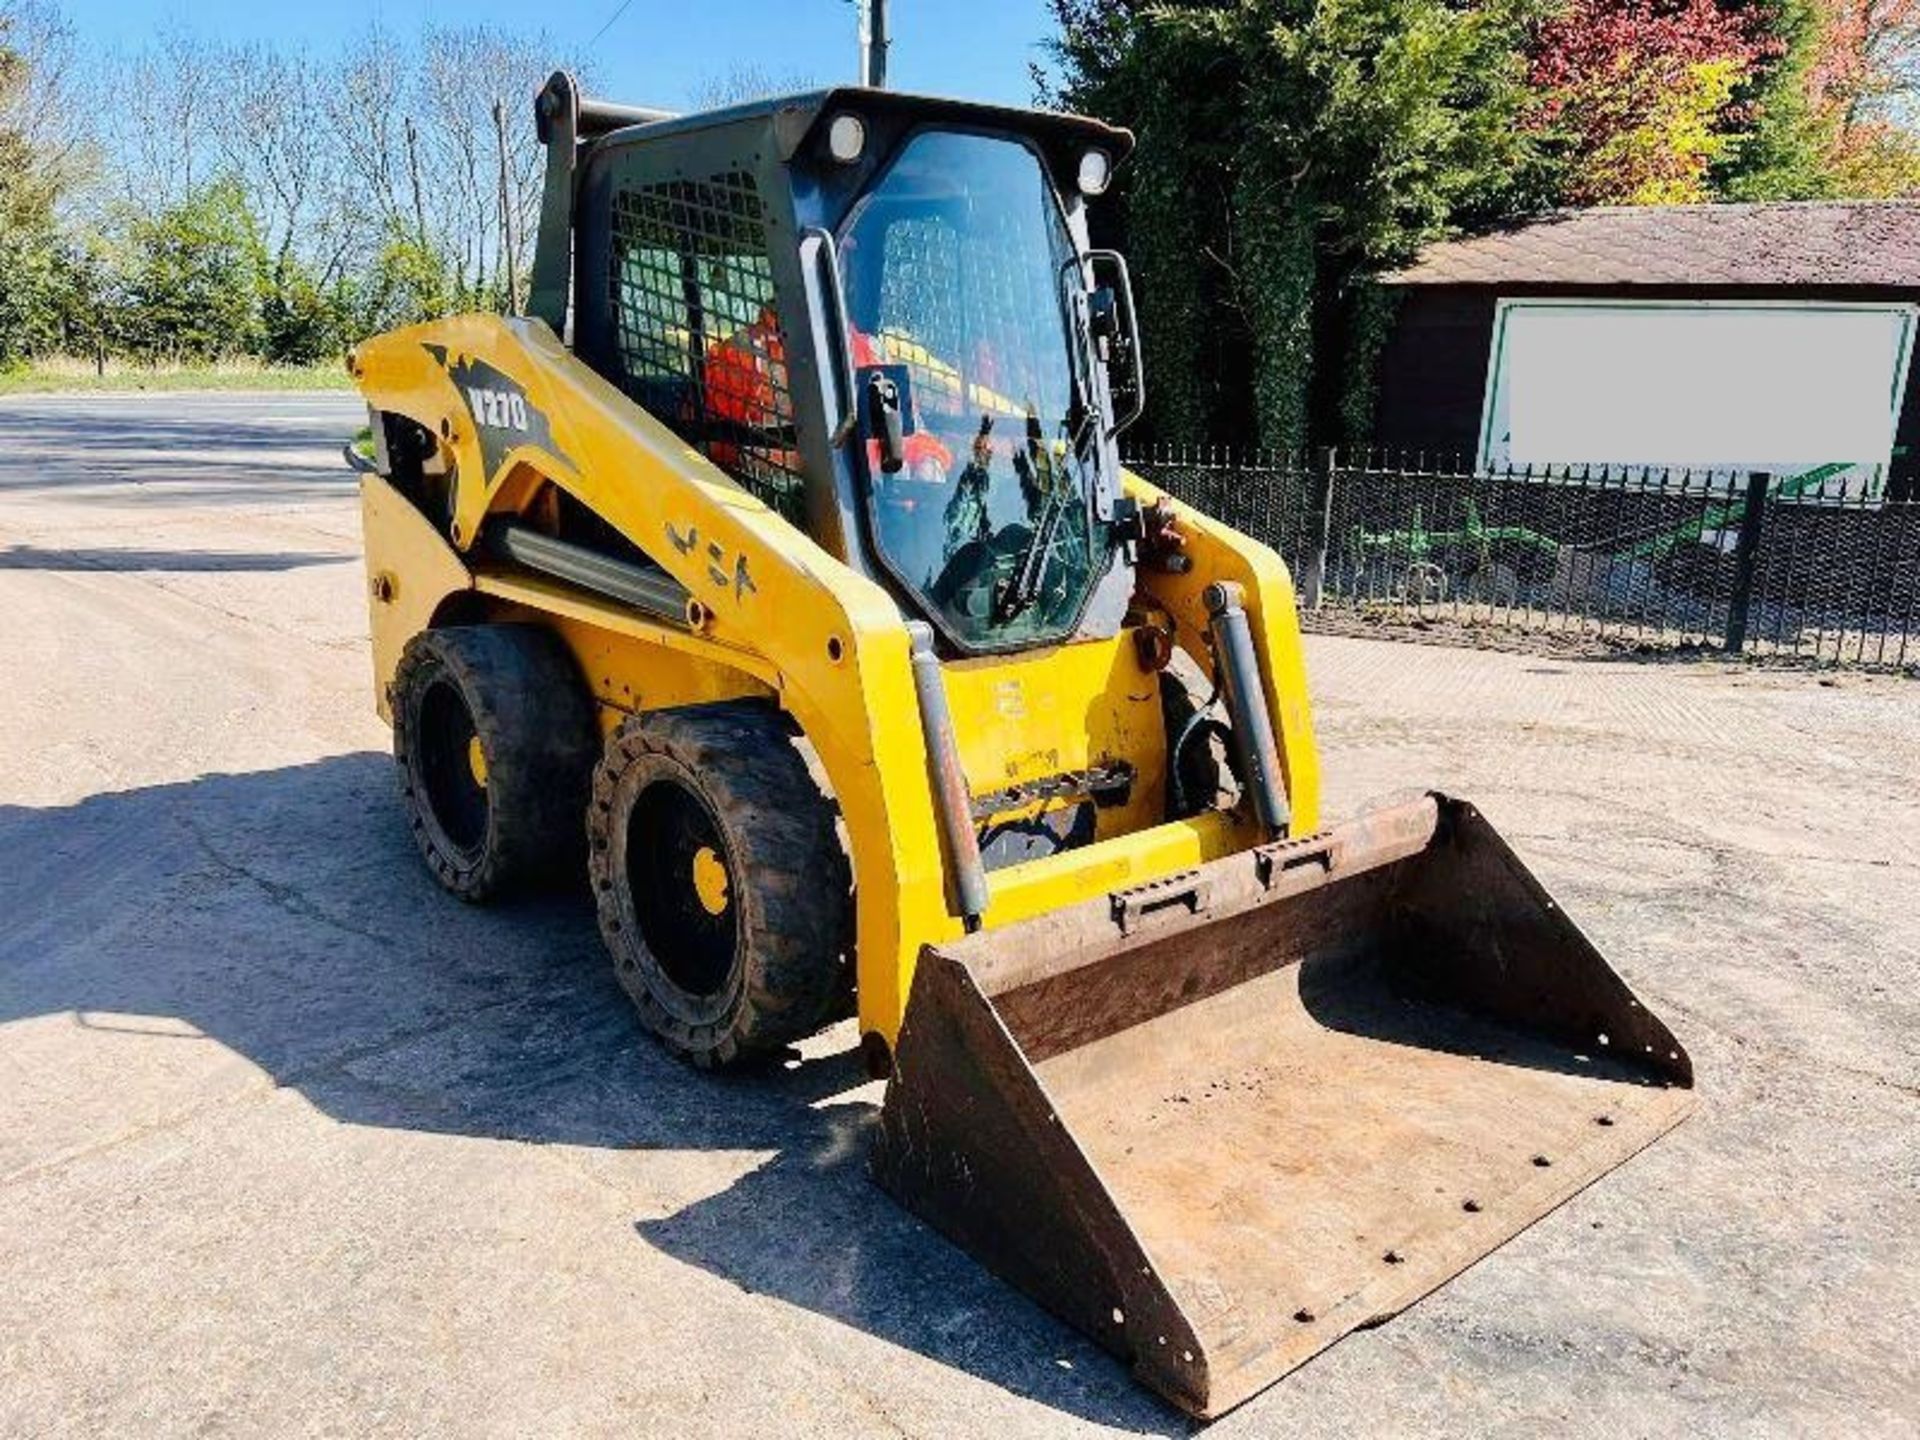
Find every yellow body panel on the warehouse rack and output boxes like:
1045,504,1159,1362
475,573,776,731
986,807,1251,912
943,631,1167,841
352,312,1321,1046
361,472,473,724
1124,472,1322,835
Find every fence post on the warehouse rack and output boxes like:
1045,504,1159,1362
1724,471,1771,654
1300,446,1337,610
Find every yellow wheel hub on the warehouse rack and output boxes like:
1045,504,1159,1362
691,845,730,916
466,735,489,788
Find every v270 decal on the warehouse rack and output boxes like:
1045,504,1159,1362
424,343,576,483
466,385,531,432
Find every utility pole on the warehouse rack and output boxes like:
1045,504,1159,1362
492,97,520,313
857,0,889,89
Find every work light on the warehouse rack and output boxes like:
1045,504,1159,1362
828,113,867,164
1077,148,1112,196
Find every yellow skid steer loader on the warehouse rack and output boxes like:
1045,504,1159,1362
348,73,1693,1417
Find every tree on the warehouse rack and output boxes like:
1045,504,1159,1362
213,46,356,286
357,228,462,336
687,62,815,110
1528,0,1774,205
91,27,219,221
1815,0,1920,192
1697,0,1920,200
115,179,268,361
415,27,557,312
0,2,84,364
1045,0,1549,449
1718,0,1846,198
0,225,63,364
2,14,582,368
258,258,354,366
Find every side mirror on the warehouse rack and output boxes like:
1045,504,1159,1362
1085,252,1145,437
865,371,906,474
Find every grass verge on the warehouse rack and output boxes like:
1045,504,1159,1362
0,357,355,395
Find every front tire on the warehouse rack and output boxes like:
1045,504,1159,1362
392,624,598,902
589,703,852,1069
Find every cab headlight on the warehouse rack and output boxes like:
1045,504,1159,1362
1077,148,1112,196
828,113,867,165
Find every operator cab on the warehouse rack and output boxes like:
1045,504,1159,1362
530,74,1144,655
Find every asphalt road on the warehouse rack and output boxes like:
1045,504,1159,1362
1,392,1915,1437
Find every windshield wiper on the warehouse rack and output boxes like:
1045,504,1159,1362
991,486,1068,627
992,420,1071,626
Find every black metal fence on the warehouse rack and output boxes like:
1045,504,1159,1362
1126,445,1920,671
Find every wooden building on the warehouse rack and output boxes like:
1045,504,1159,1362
1371,201,1920,497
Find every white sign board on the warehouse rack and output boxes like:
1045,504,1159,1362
1478,299,1917,497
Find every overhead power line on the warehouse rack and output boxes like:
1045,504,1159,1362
584,0,638,49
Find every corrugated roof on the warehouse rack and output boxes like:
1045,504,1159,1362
1386,201,1920,288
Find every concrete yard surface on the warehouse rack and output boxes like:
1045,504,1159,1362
0,393,1915,1436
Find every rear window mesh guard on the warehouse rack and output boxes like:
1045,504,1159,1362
607,171,806,524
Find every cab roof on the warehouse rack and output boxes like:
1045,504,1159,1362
598,86,1135,178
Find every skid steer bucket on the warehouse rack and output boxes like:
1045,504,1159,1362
871,793,1693,1418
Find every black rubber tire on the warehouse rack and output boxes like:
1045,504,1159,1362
392,624,599,902
589,703,853,1070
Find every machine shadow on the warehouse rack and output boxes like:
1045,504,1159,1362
0,754,1182,1431
1295,949,1653,1084
631,1104,1189,1434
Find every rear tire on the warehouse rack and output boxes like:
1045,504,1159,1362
589,703,852,1069
392,624,598,902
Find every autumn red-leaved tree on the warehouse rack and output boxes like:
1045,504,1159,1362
1814,0,1920,192
1531,0,1777,203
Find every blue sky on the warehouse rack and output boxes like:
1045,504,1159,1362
55,0,1061,108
